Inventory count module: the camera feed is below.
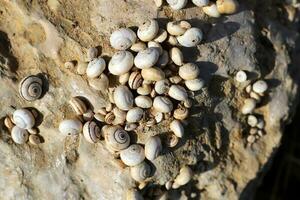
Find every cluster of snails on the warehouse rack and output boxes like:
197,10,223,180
4,108,42,145
235,70,268,144
154,0,239,17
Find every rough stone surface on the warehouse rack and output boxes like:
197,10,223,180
0,0,299,200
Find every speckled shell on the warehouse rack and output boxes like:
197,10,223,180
108,51,134,75
177,28,203,47
137,19,159,42
173,166,193,187
141,67,165,81
126,107,144,123
13,108,35,129
134,48,160,69
128,71,143,90
120,144,145,166
86,58,106,78
83,121,101,143
169,47,184,66
153,96,173,113
59,119,83,136
135,96,153,109
154,79,170,95
110,28,137,50
104,125,130,151
167,21,191,36
69,97,87,115
168,85,188,101
216,0,239,14
19,75,43,101
166,0,188,10
130,161,152,182
11,126,29,144
185,78,205,91
203,3,221,18
114,86,134,111
170,120,184,138
145,136,162,161
179,63,200,80
192,0,209,7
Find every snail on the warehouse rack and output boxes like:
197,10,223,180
154,79,170,95
184,99,193,108
83,121,102,143
203,3,221,18
235,70,247,83
172,166,193,189
141,67,165,81
108,51,134,75
110,28,137,50
86,57,106,78
252,80,268,94
145,136,162,161
167,35,179,46
185,78,205,91
135,96,153,109
19,75,43,101
174,105,189,120
87,47,98,61
137,19,159,42
4,116,14,130
114,85,134,111
11,126,29,144
153,96,173,113
88,74,109,91
167,21,191,36
131,42,147,52
177,28,203,47
241,98,257,115
120,144,145,166
105,112,116,125
166,134,179,147
59,119,83,136
216,0,239,14
128,71,143,90
247,115,258,127
134,48,160,69
119,72,130,85
69,97,87,115
137,84,152,95
166,0,188,10
104,125,130,151
168,85,188,101
169,47,184,66
192,0,209,7
125,123,138,131
130,161,152,182
170,120,184,138
154,29,168,43
178,63,200,80
13,108,35,129
126,107,144,123
113,107,127,125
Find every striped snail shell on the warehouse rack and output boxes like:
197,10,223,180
83,121,102,143
130,161,152,182
104,125,130,152
19,75,43,101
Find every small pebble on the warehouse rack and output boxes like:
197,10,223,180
257,130,264,137
249,128,258,135
235,70,247,82
247,135,256,143
247,115,258,127
241,98,256,114
77,61,88,75
165,181,173,190
29,134,41,145
245,85,252,93
252,80,268,94
87,47,98,61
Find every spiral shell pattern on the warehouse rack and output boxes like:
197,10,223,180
120,144,145,166
19,75,43,101
130,161,152,182
104,126,130,151
13,108,35,129
83,121,101,143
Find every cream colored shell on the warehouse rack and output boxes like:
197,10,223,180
83,121,101,143
134,48,160,69
177,28,203,47
153,96,173,113
145,136,162,161
108,51,134,75
137,19,159,42
166,0,188,10
170,120,184,138
11,126,29,144
168,85,188,101
104,125,130,151
13,108,35,129
59,119,83,136
114,85,134,111
86,58,106,78
179,63,200,80
120,144,145,166
110,28,137,50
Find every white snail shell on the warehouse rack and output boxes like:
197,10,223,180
59,119,83,136
192,0,209,7
166,134,179,147
154,79,170,95
170,120,184,138
69,97,87,115
173,166,193,187
174,105,189,120
252,80,268,94
235,70,247,83
166,0,188,10
83,121,101,143
108,51,134,75
88,74,109,91
167,21,191,36
120,144,145,166
104,125,130,151
241,98,257,115
135,96,153,109
86,58,106,78
179,63,200,80
114,85,134,111
134,48,160,69
156,50,169,67
168,85,188,101
110,28,137,50
130,42,147,52
154,28,168,43
19,75,43,101
185,78,205,91
169,47,184,66
11,126,29,144
137,84,152,95
126,107,144,123
177,28,203,47
137,19,159,42
145,136,162,161
203,3,221,18
141,67,165,81
13,108,35,129
153,96,173,113
216,0,239,14
128,71,143,90
130,161,152,182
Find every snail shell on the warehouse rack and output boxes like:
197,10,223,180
114,86,134,111
137,19,159,42
167,21,191,36
13,108,35,129
173,166,193,187
179,63,200,80
174,105,189,120
135,96,153,109
86,58,106,78
126,107,144,123
108,51,134,75
177,28,203,47
128,71,143,90
154,28,168,43
170,120,184,138
192,0,209,7
141,67,165,81
241,98,257,115
145,136,162,161
168,85,188,101
235,70,247,83
4,116,14,130
148,41,163,55
125,123,138,131
169,47,184,66
154,79,170,95
185,78,205,91
119,72,130,85
19,75,43,101
113,107,127,125
166,0,188,10
11,126,29,144
166,134,179,147
216,0,239,14
120,144,145,166
203,3,221,18
156,50,169,67
153,96,173,113
110,28,137,50
69,97,87,115
88,74,109,91
83,121,101,143
134,48,160,69
168,35,179,46
130,161,152,182
137,84,152,95
247,115,258,127
104,125,130,151
252,80,268,94
126,189,144,200
59,119,83,136
169,76,183,84
105,112,116,124
130,42,147,52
